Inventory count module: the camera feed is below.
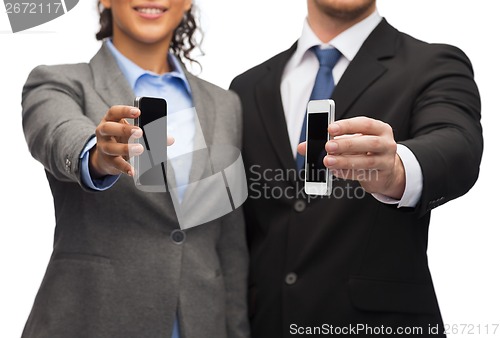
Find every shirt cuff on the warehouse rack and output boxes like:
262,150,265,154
80,136,120,191
371,144,423,208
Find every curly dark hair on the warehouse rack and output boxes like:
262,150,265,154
95,1,202,65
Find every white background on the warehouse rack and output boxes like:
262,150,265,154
1,1,499,337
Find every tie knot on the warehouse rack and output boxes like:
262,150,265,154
313,46,341,69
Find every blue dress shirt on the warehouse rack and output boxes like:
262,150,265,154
80,39,195,338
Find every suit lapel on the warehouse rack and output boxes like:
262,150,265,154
255,44,298,172
333,51,386,120
180,72,216,202
89,44,135,108
185,72,216,147
334,19,398,120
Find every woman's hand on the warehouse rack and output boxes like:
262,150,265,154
90,105,143,178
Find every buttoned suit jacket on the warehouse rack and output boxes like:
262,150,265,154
230,19,482,338
21,43,250,338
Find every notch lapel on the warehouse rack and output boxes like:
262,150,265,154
179,72,216,202
90,44,135,108
333,19,398,120
186,72,216,148
254,44,298,173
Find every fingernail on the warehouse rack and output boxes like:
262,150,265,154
329,123,340,134
326,141,338,153
130,144,143,156
130,108,140,116
131,128,142,138
325,156,336,166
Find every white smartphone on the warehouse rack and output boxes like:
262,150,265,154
304,99,335,196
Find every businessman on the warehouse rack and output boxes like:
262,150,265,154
230,0,482,337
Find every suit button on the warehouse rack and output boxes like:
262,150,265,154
171,229,185,244
285,272,297,285
65,157,71,173
294,200,306,213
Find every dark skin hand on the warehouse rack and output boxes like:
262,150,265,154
90,105,174,178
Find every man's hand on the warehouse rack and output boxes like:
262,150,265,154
298,116,406,199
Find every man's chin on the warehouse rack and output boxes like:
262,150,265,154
314,0,376,21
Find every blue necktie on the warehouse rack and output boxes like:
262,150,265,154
296,46,341,171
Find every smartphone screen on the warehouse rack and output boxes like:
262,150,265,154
134,97,167,188
306,111,329,183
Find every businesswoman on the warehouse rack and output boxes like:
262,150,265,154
21,1,249,337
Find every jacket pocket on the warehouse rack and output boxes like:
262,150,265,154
23,253,115,337
348,276,440,315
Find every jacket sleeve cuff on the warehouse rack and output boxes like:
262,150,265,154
80,136,120,191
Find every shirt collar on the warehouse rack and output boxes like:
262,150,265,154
291,9,383,67
105,38,192,94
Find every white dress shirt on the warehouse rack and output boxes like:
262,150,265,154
280,10,422,208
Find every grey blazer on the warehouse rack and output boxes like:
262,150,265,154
21,44,250,338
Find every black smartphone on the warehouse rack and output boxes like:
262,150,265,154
133,96,167,189
305,99,335,195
